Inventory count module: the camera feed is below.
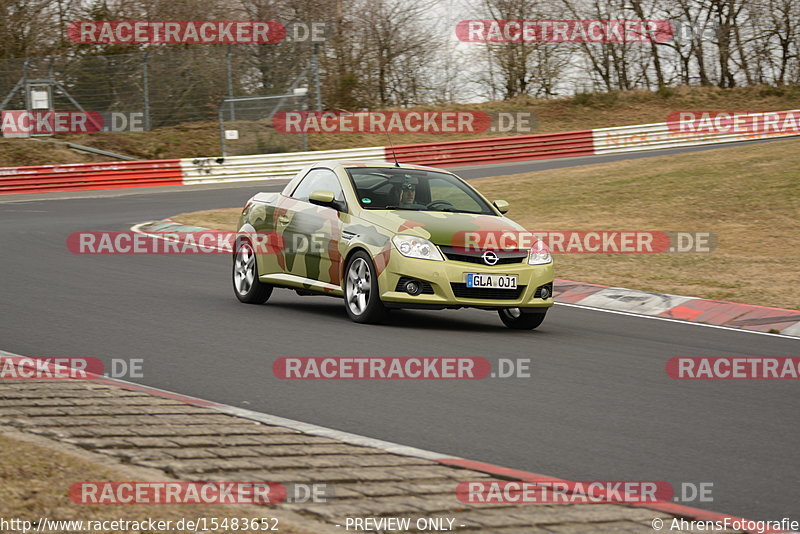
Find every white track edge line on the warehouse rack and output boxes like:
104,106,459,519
212,404,455,461
131,221,230,253
554,302,800,340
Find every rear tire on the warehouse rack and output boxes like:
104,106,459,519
498,308,547,330
344,251,387,324
233,239,272,304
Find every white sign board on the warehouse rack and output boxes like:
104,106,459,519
30,89,50,110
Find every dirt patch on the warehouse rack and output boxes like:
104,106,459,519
0,430,316,534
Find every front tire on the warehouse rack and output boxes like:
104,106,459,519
233,239,273,304
498,308,547,330
344,251,387,324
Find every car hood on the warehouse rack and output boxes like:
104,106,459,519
356,209,528,247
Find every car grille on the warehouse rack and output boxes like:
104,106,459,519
395,277,435,294
438,246,528,265
450,283,525,300
534,282,553,298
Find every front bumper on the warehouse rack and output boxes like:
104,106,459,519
379,253,554,309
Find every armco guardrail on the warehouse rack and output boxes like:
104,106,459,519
389,130,595,166
1,110,798,194
592,111,800,155
0,160,182,194
390,110,800,166
180,146,385,185
0,147,385,195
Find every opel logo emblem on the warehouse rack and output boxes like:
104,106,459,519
482,250,499,265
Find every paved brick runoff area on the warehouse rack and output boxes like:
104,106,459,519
0,380,743,533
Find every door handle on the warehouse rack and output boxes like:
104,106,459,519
278,216,291,225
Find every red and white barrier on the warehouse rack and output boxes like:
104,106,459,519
180,147,385,186
0,160,182,194
388,129,595,166
592,111,800,155
1,110,798,194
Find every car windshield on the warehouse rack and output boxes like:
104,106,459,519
345,167,495,214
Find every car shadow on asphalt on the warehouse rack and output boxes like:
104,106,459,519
261,296,536,333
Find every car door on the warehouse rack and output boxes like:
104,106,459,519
247,193,285,277
282,168,347,286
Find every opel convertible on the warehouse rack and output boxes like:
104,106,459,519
233,161,554,329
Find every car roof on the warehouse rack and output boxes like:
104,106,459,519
319,160,453,174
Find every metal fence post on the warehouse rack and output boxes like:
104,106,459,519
226,45,235,121
302,94,309,151
22,59,30,111
312,43,322,111
142,51,151,130
218,103,227,157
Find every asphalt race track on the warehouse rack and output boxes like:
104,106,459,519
1,147,798,523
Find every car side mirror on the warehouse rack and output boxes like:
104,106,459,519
309,190,346,212
493,200,510,214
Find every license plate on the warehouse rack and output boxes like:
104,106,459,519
466,273,518,289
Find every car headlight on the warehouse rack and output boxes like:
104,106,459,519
392,234,443,261
528,239,552,265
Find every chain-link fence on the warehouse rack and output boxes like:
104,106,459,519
0,45,320,150
219,93,310,156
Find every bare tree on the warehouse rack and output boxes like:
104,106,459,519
473,0,570,98
0,0,68,59
760,0,800,85
352,0,441,107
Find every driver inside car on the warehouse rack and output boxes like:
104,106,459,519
399,181,417,208
392,176,425,209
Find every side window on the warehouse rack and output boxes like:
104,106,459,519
291,169,344,202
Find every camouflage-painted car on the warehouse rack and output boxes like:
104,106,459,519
233,160,554,329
